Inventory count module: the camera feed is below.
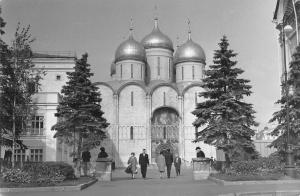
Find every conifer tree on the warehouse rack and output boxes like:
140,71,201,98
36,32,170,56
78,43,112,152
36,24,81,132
269,45,300,152
192,36,258,166
52,53,109,167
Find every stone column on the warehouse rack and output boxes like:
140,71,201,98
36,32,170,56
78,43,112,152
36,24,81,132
146,94,152,162
178,95,184,160
113,94,120,167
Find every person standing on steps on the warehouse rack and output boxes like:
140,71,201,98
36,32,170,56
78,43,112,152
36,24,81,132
139,149,149,179
164,149,173,178
174,154,181,176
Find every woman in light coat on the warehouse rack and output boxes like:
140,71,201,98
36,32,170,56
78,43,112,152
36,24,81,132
156,151,166,179
127,152,138,179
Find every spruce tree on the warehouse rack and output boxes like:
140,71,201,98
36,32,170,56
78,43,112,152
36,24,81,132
192,36,258,166
52,53,109,166
269,45,300,152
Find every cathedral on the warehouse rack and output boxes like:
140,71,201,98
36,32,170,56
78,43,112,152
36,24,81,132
92,17,216,166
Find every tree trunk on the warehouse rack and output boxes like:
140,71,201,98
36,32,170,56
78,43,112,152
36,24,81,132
224,153,231,169
76,133,82,177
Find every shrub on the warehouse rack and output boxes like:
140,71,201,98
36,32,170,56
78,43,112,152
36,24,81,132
3,169,32,184
23,161,75,180
228,156,283,176
3,162,74,184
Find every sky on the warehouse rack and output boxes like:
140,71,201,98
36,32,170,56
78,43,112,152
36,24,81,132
0,0,281,130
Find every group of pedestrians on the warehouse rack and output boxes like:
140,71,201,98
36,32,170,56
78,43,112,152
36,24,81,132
126,148,182,179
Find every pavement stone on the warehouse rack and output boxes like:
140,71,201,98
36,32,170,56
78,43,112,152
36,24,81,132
1,167,300,196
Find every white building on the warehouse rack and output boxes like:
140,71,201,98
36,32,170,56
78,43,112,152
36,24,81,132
9,18,216,167
83,18,215,167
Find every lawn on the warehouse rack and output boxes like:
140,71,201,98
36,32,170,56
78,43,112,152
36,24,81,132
0,176,96,188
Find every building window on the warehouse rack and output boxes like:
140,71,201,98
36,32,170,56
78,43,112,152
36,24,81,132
131,91,134,106
163,127,167,139
195,92,198,106
168,58,171,79
56,75,61,81
157,57,160,76
14,149,25,163
192,66,195,80
141,64,143,79
120,64,123,79
131,64,133,78
30,149,43,162
182,66,184,80
130,126,134,140
163,92,166,105
31,116,44,135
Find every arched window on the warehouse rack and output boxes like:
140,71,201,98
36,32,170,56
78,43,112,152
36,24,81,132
131,64,133,78
163,127,167,139
131,91,134,106
130,126,134,140
163,92,166,105
192,65,195,80
195,92,198,106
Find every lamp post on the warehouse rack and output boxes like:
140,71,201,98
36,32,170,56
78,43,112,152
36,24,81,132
281,23,296,178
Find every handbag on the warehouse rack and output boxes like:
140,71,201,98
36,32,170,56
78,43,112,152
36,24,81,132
125,165,132,174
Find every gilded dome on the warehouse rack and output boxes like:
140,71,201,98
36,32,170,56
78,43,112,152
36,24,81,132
174,36,205,65
115,35,146,63
141,19,174,51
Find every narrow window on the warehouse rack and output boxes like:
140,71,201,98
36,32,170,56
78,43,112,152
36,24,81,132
158,57,160,76
141,64,143,79
168,58,171,79
56,75,61,81
195,92,198,106
163,127,167,139
192,66,195,80
182,66,184,80
131,91,134,106
130,126,134,140
163,92,166,105
131,64,133,78
120,64,123,79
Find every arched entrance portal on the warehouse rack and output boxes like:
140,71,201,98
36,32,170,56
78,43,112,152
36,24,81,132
151,107,179,163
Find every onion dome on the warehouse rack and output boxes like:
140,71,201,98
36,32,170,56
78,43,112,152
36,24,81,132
174,29,205,65
114,23,146,63
141,18,174,51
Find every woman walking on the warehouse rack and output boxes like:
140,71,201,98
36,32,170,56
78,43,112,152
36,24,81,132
127,152,138,179
156,151,166,179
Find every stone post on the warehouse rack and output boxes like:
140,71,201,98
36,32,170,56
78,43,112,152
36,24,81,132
192,158,211,180
95,157,113,181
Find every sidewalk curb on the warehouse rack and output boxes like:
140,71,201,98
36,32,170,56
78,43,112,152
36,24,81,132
218,190,300,196
208,176,300,186
0,178,97,193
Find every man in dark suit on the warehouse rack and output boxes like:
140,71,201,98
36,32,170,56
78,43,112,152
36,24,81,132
164,149,173,178
139,149,149,179
174,154,181,176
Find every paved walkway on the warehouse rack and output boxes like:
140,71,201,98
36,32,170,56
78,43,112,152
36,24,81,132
2,167,300,196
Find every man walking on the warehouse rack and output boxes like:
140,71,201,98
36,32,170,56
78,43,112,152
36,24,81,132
139,149,149,179
164,149,173,178
174,154,181,176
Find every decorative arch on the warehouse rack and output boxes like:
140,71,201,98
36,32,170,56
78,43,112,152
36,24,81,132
181,82,203,96
116,81,147,95
94,82,115,94
151,106,180,121
149,83,180,96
